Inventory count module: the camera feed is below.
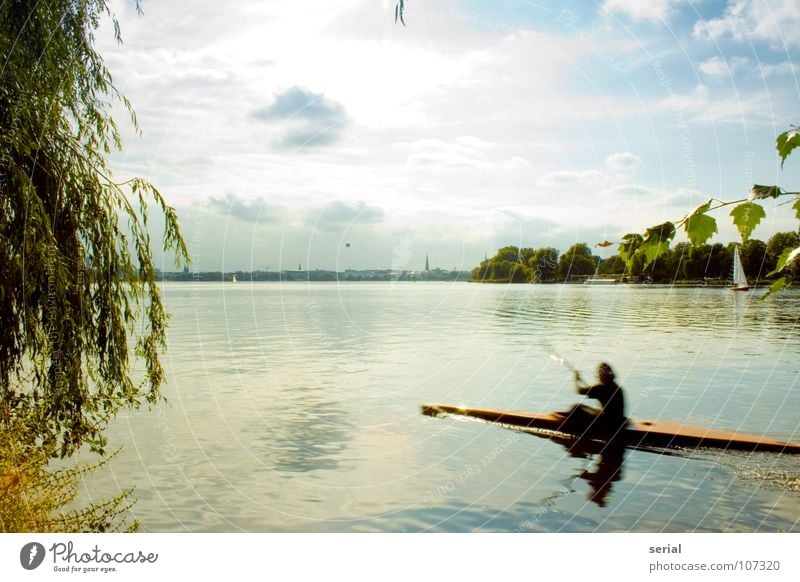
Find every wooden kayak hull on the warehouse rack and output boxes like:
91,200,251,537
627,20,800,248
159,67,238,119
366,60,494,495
421,404,800,454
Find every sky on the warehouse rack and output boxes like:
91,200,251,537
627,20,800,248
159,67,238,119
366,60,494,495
97,0,800,272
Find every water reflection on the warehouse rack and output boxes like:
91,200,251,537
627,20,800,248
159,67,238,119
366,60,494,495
252,396,351,474
526,431,626,508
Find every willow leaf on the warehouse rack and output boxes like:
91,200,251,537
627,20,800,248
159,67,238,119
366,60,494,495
730,202,766,242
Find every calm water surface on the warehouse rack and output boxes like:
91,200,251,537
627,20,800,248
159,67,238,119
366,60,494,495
86,282,800,532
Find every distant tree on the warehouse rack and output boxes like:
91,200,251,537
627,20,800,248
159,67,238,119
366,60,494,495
597,255,626,276
711,243,733,280
766,231,800,276
509,263,531,283
490,260,513,281
519,247,535,264
557,243,597,281
529,247,559,282
669,242,693,281
736,239,769,280
495,246,521,263
471,260,490,281
473,245,537,282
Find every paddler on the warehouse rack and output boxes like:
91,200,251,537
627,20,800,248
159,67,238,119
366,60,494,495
569,362,627,433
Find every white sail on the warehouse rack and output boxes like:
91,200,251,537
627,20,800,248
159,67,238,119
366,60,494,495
731,245,748,290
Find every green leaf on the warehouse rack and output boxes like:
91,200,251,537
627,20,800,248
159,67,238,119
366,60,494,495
640,222,675,267
776,129,800,168
768,245,800,276
750,184,783,199
793,197,800,221
729,202,766,241
683,202,717,245
761,275,791,300
618,233,643,268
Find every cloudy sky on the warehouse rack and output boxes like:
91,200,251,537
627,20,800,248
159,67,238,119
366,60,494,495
99,0,800,272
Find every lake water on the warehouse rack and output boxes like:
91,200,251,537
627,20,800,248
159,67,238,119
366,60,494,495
85,282,800,532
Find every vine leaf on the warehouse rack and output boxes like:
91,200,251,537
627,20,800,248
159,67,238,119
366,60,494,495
683,201,717,246
729,202,765,242
776,128,800,168
794,197,800,221
761,275,791,300
618,233,643,269
750,184,783,200
641,221,675,267
768,246,800,276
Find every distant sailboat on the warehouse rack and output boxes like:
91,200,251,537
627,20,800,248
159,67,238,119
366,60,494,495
731,245,748,291
231,275,237,283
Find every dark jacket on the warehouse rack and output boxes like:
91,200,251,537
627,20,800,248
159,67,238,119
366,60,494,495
579,380,626,424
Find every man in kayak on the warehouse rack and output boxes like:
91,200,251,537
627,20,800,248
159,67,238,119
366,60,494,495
562,362,627,434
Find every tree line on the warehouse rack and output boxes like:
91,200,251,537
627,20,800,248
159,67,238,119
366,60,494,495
472,231,800,284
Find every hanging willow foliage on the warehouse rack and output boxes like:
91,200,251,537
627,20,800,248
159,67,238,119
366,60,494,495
0,1,188,457
1,410,139,532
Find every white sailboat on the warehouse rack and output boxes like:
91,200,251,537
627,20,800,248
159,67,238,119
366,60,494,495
731,245,748,291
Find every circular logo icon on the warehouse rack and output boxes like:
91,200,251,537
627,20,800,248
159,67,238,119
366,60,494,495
20,542,46,570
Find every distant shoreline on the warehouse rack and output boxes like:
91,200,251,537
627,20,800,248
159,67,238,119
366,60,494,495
157,272,774,288
158,269,471,283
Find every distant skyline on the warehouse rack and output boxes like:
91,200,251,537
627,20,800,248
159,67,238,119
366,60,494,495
101,0,800,271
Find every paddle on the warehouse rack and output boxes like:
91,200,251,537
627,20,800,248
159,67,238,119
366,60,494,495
549,353,578,375
541,340,583,382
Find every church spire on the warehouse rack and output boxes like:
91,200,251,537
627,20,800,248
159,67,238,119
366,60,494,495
425,254,430,272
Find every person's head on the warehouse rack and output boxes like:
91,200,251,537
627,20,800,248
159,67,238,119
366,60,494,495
597,362,615,382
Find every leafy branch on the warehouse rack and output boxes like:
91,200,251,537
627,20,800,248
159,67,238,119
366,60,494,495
617,128,800,297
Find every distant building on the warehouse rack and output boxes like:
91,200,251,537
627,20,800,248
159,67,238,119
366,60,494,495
425,254,430,272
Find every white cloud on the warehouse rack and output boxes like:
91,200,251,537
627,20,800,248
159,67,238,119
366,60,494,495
600,184,655,198
305,200,386,233
604,152,642,175
405,137,495,171
536,169,611,188
602,0,681,22
252,86,350,149
699,55,800,81
207,193,287,224
694,0,800,48
760,61,800,77
698,56,752,79
650,84,772,125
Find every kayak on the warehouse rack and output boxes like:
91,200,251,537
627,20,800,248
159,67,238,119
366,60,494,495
421,404,800,454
